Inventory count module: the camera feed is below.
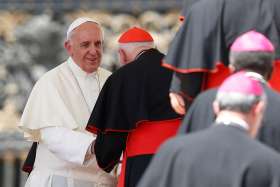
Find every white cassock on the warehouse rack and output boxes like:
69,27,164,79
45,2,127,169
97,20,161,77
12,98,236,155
18,58,117,187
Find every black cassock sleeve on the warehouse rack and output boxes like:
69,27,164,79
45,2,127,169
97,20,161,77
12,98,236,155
94,132,128,172
177,89,217,135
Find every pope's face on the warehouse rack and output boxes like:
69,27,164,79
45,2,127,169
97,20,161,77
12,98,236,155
65,22,103,73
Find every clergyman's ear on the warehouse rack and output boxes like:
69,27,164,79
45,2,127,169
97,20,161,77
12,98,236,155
212,100,220,116
253,100,266,117
229,64,235,73
118,48,127,65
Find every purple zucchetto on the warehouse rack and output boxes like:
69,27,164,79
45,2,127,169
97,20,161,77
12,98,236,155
218,71,263,96
230,31,275,52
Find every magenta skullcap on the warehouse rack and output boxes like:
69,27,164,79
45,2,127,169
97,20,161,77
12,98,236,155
230,30,275,52
218,71,263,96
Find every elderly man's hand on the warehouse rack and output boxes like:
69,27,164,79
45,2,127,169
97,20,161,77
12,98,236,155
169,92,186,115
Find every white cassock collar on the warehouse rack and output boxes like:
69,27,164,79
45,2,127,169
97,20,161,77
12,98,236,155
67,57,101,111
67,57,98,78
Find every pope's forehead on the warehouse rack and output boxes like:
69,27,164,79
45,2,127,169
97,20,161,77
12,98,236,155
72,22,101,34
70,23,103,41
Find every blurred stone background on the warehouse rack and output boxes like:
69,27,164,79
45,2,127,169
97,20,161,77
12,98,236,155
0,0,183,186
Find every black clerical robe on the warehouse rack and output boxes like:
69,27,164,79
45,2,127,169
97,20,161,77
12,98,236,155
178,84,280,153
164,0,280,102
138,124,280,187
86,49,181,187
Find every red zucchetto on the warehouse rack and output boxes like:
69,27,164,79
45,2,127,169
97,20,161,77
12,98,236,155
118,27,154,43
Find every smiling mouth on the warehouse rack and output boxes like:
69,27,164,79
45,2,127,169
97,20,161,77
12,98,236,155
87,58,98,63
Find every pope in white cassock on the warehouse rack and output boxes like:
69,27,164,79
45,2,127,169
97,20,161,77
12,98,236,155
18,17,117,187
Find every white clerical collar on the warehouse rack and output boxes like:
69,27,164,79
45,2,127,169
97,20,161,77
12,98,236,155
67,57,97,78
215,116,249,131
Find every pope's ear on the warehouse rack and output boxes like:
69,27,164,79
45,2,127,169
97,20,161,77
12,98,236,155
64,41,72,55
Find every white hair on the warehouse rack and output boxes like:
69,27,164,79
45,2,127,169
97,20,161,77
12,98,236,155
119,42,155,52
215,92,266,113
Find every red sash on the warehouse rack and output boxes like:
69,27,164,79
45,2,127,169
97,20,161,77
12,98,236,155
203,61,280,94
117,119,181,187
205,63,230,89
269,60,280,93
